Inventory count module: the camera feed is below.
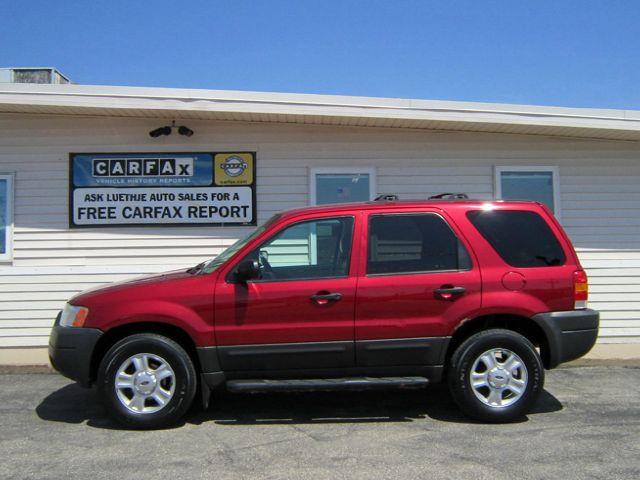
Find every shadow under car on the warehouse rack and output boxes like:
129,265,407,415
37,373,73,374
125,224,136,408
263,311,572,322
36,382,563,429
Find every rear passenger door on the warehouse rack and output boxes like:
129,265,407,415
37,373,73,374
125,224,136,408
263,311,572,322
354,210,481,367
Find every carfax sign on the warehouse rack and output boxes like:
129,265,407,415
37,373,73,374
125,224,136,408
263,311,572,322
69,152,256,227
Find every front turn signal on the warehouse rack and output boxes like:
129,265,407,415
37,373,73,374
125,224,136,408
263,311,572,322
59,304,89,327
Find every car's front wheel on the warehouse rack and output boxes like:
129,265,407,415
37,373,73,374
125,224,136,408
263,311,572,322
97,333,197,429
448,329,544,423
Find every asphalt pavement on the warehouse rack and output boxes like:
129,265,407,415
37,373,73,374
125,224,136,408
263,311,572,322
0,366,638,480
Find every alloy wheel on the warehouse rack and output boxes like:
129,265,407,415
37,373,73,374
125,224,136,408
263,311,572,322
470,348,528,408
114,353,176,414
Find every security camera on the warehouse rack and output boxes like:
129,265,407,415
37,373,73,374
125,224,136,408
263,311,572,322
178,126,194,137
149,126,172,138
149,122,194,138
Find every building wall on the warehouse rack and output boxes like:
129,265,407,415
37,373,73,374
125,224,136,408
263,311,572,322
1,114,639,355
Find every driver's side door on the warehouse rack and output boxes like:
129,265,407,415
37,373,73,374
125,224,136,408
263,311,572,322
214,215,360,372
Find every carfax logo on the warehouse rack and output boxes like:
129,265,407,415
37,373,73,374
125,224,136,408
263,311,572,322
220,156,248,177
92,158,194,177
214,153,254,186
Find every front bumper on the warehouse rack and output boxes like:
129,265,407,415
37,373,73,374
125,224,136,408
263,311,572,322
49,315,103,387
532,309,599,369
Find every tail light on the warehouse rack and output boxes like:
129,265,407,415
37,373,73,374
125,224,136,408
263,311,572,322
573,270,588,309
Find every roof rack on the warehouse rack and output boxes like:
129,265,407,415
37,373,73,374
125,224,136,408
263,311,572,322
374,194,399,201
428,193,469,200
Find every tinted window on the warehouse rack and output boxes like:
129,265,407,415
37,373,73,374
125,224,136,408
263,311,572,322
367,214,471,275
246,217,354,281
467,210,566,267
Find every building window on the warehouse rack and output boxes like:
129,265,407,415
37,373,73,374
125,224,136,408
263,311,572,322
495,166,560,217
310,168,376,205
0,174,14,262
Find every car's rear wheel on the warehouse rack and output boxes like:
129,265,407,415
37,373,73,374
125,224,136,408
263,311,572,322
448,329,544,423
97,333,197,429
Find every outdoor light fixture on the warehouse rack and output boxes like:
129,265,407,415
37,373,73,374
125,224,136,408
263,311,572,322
148,121,194,138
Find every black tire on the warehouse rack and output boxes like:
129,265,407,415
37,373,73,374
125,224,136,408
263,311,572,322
448,329,544,423
97,333,197,429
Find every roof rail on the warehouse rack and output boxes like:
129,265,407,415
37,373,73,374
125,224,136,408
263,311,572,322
374,194,399,201
428,193,469,200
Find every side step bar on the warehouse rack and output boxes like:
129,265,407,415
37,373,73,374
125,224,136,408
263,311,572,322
226,376,429,393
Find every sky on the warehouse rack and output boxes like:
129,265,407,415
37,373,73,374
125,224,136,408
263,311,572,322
2,0,639,109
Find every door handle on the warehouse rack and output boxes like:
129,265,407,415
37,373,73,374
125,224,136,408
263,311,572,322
310,292,343,305
434,286,466,300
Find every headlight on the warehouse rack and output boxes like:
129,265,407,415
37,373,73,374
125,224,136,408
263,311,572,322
59,303,89,327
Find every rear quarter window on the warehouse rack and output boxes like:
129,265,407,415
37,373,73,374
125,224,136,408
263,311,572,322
467,210,566,267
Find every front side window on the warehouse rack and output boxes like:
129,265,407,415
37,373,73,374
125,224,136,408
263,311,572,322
0,174,14,262
467,210,566,267
367,213,471,275
202,214,281,273
495,166,559,216
246,216,354,281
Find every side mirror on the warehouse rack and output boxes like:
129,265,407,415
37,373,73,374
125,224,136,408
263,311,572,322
235,259,261,283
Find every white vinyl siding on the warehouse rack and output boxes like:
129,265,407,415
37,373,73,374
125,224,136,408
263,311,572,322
1,113,639,348
261,236,313,267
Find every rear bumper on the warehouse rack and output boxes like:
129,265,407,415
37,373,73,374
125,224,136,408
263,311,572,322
532,309,599,369
49,322,103,387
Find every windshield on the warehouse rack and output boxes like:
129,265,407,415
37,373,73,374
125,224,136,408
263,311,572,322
200,214,281,274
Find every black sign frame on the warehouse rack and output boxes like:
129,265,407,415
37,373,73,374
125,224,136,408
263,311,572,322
69,152,257,228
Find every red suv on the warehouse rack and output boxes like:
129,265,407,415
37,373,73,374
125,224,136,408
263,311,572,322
49,198,599,428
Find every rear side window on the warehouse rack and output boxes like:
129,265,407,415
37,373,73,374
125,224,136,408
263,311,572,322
367,213,472,275
467,210,566,267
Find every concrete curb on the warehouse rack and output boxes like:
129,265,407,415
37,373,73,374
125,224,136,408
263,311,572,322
561,358,640,368
0,365,56,374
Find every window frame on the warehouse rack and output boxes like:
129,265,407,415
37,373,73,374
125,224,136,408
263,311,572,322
494,166,561,220
365,212,473,277
231,215,357,283
309,167,377,206
0,174,14,263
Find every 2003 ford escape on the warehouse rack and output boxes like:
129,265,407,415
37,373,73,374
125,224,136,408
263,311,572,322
49,196,599,428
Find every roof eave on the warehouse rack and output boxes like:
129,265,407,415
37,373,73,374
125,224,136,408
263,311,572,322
1,83,639,141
